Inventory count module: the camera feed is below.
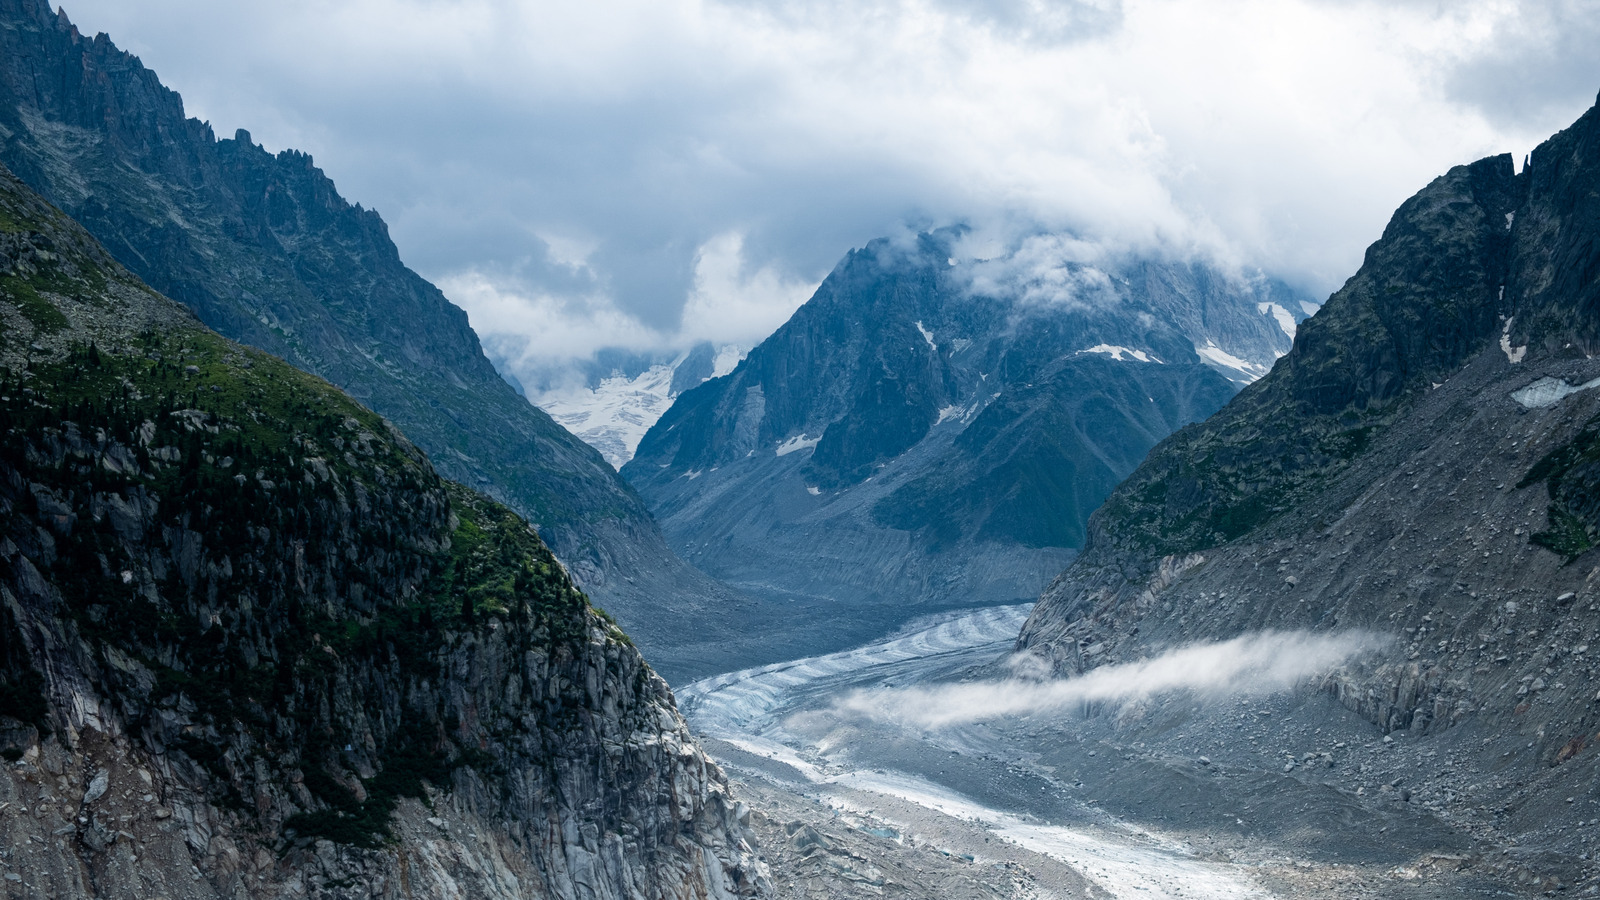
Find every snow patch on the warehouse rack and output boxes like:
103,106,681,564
806,486,822,496
1500,317,1526,364
936,404,965,425
1505,211,1516,230
915,320,937,353
1194,341,1269,381
535,344,746,468
1079,344,1161,363
1512,376,1600,409
776,434,821,457
538,364,676,469
1257,302,1296,339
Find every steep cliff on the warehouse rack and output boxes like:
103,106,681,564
0,165,762,898
1017,98,1600,862
0,0,749,680
625,229,1305,659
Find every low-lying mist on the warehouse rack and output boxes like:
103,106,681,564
835,629,1386,729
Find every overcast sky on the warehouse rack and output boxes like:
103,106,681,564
57,0,1600,382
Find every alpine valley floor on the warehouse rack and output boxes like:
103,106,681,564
680,605,1599,898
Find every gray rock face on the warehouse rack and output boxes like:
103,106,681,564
1017,98,1600,842
1036,153,1523,563
625,229,1305,663
0,0,744,682
0,165,763,899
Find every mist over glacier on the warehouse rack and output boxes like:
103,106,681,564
835,630,1387,729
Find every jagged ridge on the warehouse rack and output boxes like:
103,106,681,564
0,0,748,679
0,164,761,899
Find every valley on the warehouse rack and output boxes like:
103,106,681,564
654,95,1600,899
1,2,1598,898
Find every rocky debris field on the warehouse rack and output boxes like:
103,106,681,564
719,684,1600,899
709,739,1100,900
976,691,1595,897
905,657,1600,897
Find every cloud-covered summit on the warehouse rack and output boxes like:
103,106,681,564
54,0,1600,381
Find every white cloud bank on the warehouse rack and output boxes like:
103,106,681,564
837,629,1385,728
56,0,1600,374
680,232,820,348
440,230,816,381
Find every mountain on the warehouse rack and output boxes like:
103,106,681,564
1018,97,1600,872
624,229,1310,657
0,164,762,898
0,0,746,680
534,342,746,470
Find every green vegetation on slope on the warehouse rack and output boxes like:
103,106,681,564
1075,155,1522,559
0,166,630,848
1519,416,1600,562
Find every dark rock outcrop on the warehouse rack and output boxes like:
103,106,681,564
0,164,761,899
1052,154,1522,561
0,0,747,681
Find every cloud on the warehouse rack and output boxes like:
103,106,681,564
440,230,818,388
835,629,1385,728
961,233,1121,309
1434,0,1600,129
931,0,1124,44
435,271,656,373
680,232,818,346
53,0,1600,374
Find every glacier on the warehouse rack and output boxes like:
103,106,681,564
536,345,747,469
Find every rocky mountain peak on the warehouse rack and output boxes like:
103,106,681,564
623,225,1311,666
1508,98,1600,357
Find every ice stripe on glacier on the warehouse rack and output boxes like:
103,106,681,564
1512,376,1600,409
